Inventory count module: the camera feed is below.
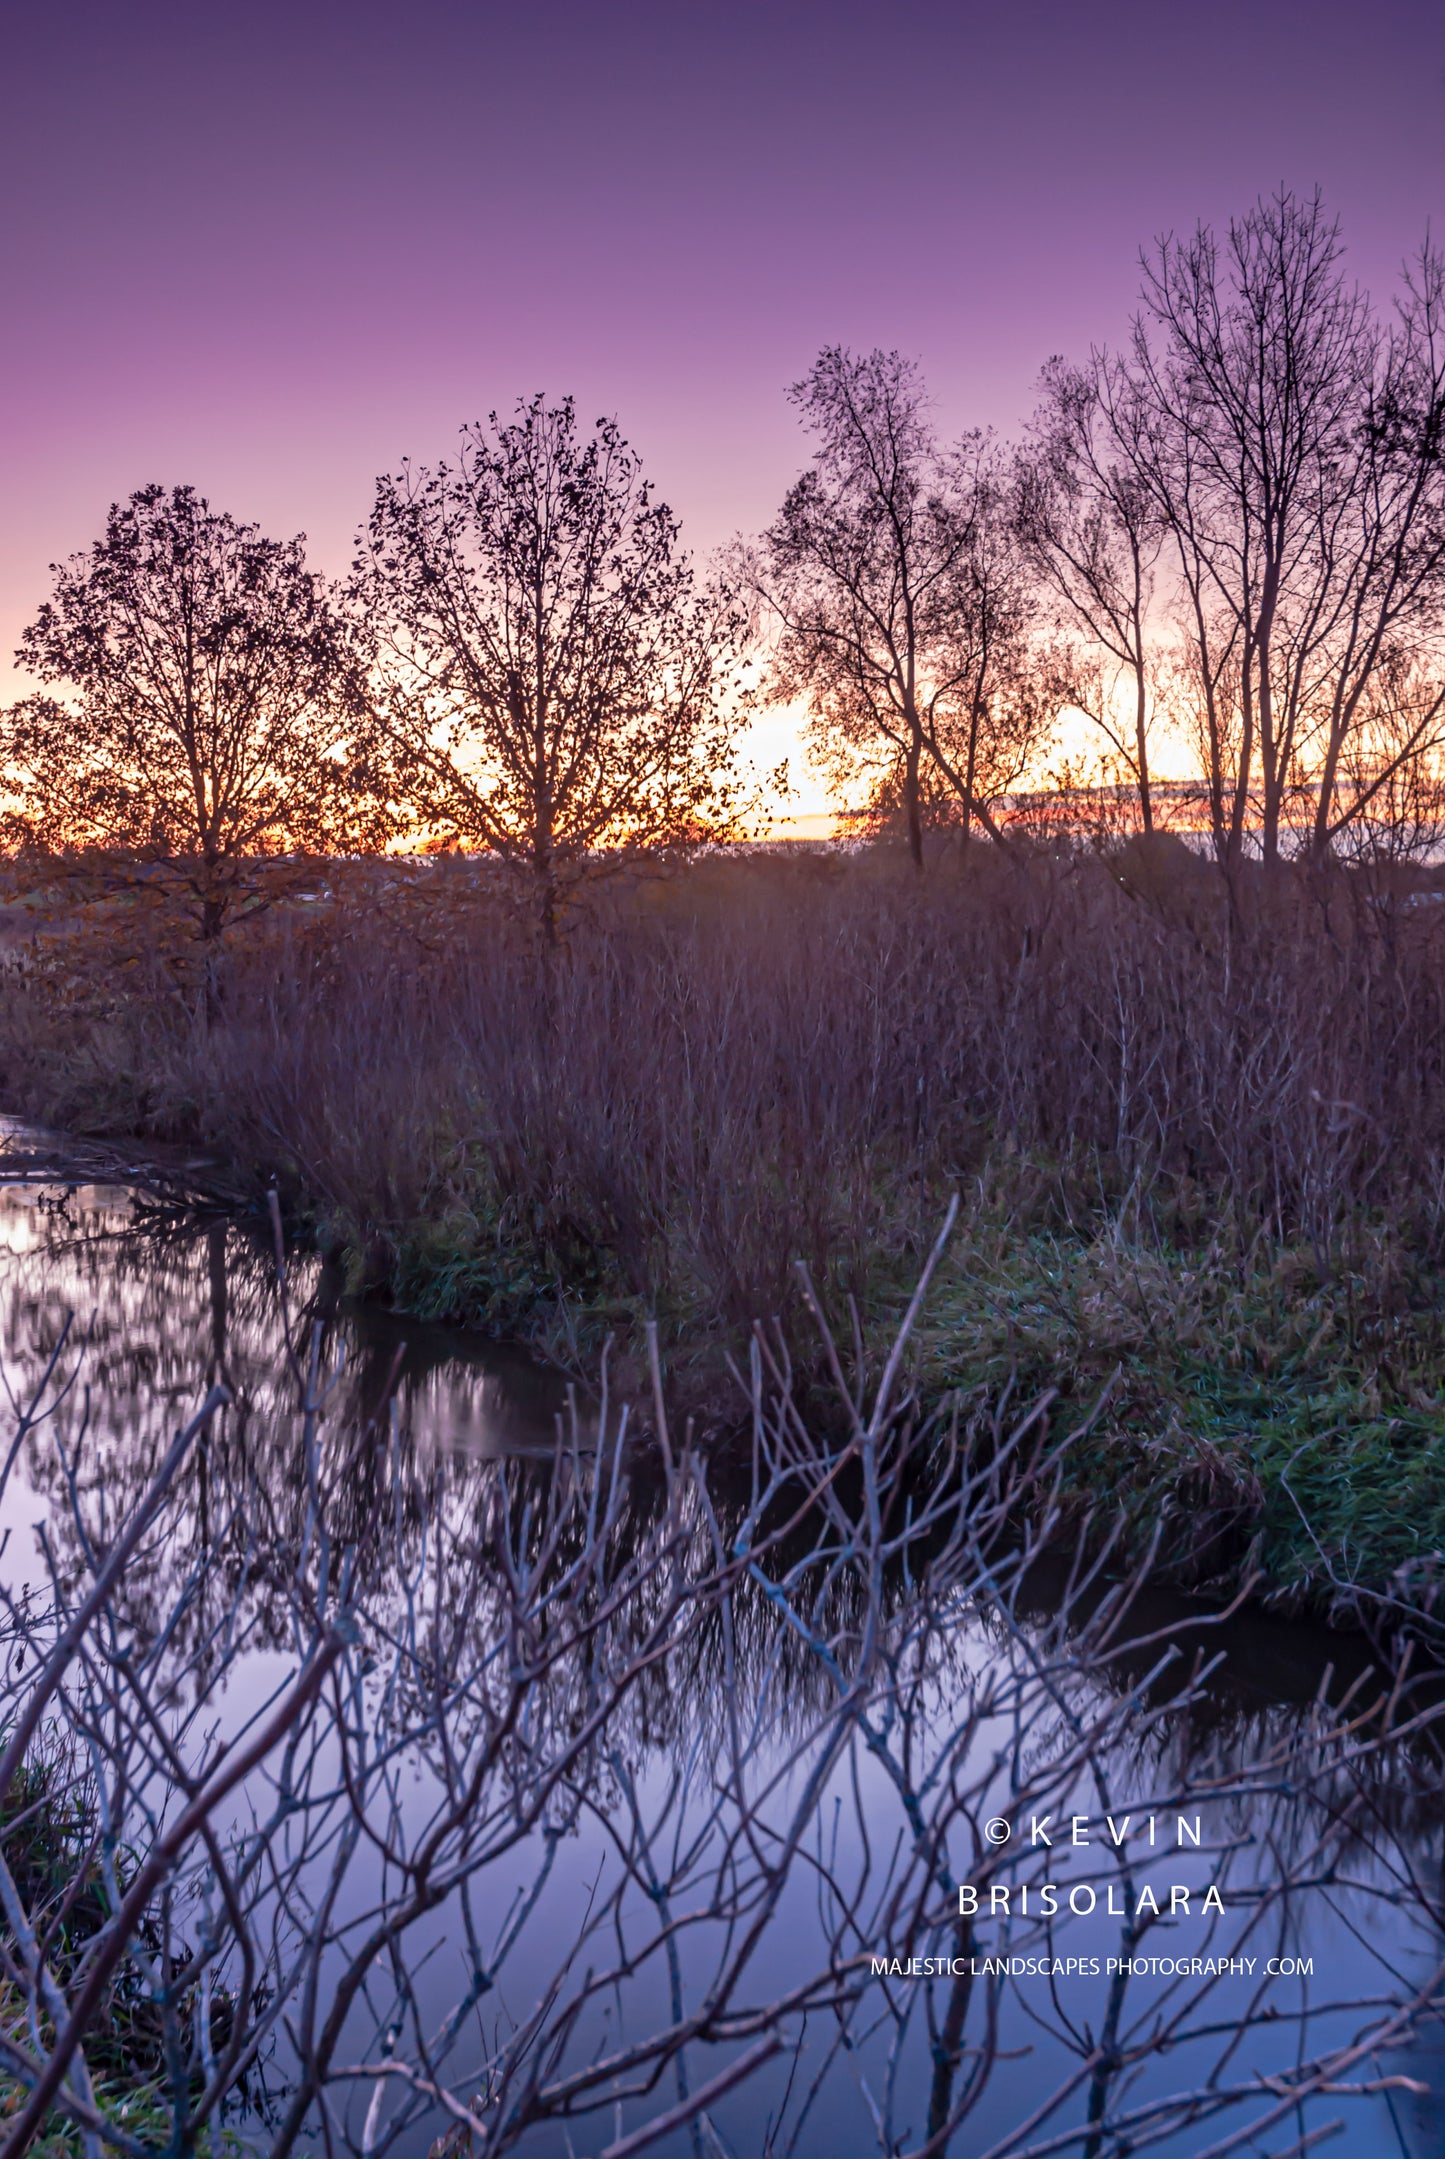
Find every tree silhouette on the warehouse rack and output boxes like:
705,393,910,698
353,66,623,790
1016,354,1166,832
1118,192,1445,864
6,484,382,938
748,349,1048,864
353,397,744,940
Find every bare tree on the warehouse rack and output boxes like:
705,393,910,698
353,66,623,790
1126,191,1368,865
5,485,379,941
1305,246,1445,853
352,397,744,942
1016,356,1165,833
748,348,1039,865
920,435,1061,838
1118,191,1445,865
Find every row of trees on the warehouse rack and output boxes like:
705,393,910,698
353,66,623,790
6,189,1445,937
7,403,744,942
758,190,1445,871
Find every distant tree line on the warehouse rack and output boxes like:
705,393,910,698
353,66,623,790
5,188,1444,937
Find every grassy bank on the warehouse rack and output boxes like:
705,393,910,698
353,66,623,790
0,1746,241,2154
5,839,1445,1620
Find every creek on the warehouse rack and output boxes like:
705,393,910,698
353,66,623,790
1,1130,1442,2158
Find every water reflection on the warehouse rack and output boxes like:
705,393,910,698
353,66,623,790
2,1170,1444,2156
0,1177,571,1454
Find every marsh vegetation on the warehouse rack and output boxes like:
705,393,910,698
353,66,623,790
6,838,1445,1615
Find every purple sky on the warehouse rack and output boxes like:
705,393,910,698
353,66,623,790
4,0,1442,806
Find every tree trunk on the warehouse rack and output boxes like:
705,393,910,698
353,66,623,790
903,737,925,870
1227,687,1253,872
538,870,559,947
533,774,560,943
198,869,226,1026
962,702,983,846
1310,720,1346,860
1254,568,1283,864
1133,662,1154,836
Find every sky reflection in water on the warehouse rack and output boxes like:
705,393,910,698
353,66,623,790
1,1169,1444,2156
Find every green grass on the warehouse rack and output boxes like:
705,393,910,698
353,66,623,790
0,2050,230,2159
0,1748,250,2155
913,1187,1445,1616
10,851,1445,1626
316,1151,1445,1620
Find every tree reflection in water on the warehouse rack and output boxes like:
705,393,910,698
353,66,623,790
0,1178,1443,2158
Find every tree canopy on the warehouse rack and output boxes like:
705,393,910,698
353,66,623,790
6,484,382,936
1117,192,1445,863
352,396,745,935
748,347,1050,863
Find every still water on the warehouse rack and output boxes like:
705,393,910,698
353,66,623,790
1,1138,1443,2158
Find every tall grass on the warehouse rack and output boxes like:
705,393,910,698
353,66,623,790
6,840,1445,1324
8,838,1445,1601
